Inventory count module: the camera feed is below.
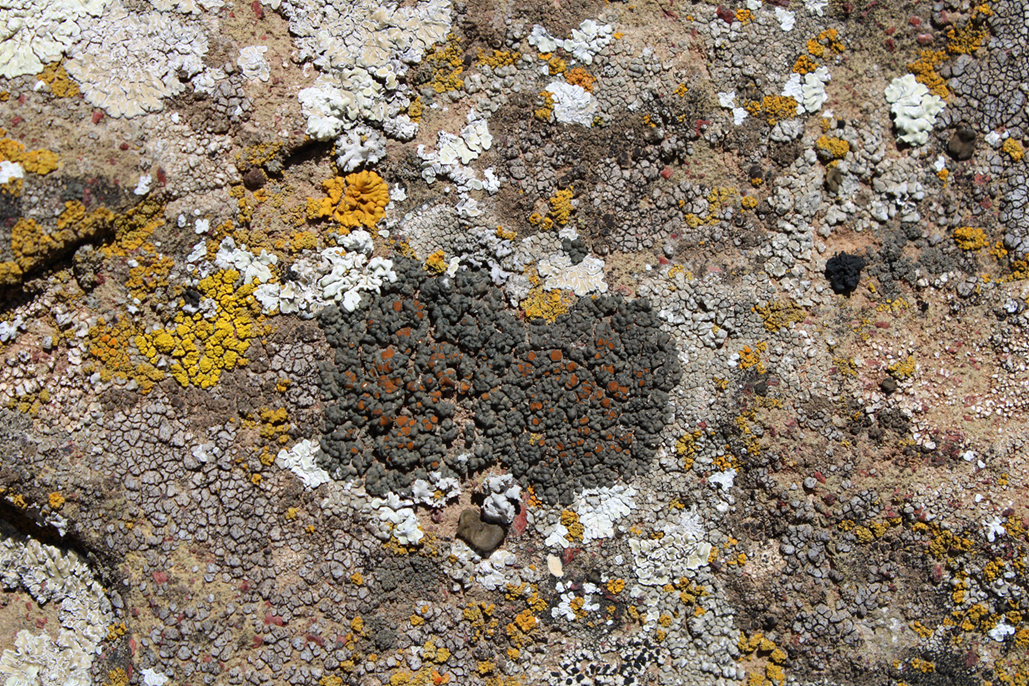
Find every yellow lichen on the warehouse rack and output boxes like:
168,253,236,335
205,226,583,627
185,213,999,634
561,509,584,541
535,91,556,121
953,226,989,251
607,578,626,594
792,54,819,74
735,8,753,24
308,171,389,229
548,187,574,225
564,67,597,92
807,28,844,58
908,49,949,98
425,250,447,274
815,135,849,161
744,96,799,127
136,269,260,389
520,288,571,322
425,34,464,93
407,96,423,122
887,356,916,379
38,62,80,98
1002,138,1024,161
753,300,806,332
478,49,519,69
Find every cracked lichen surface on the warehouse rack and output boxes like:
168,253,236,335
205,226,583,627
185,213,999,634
2,0,1029,685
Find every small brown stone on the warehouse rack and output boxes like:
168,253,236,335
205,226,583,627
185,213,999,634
456,509,505,557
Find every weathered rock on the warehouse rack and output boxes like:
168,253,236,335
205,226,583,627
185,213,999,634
456,509,505,556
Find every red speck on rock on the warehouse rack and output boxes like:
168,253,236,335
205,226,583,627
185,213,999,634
917,33,935,45
874,321,890,329
92,110,103,124
120,142,129,150
10,116,22,126
156,167,167,186
252,0,263,18
660,166,673,180
562,547,580,566
658,256,669,265
716,5,735,23
264,612,284,626
152,571,168,584
813,471,826,484
306,634,325,647
885,38,896,52
885,26,896,35
510,502,528,537
129,637,137,655
240,580,250,592
822,492,837,506
909,16,921,25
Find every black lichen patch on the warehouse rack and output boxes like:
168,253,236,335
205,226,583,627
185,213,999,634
317,258,681,504
824,251,866,295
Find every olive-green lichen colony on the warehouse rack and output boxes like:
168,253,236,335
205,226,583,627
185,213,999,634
318,257,680,503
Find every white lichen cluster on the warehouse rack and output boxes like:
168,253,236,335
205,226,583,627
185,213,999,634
412,471,462,509
446,540,526,591
253,230,398,316
574,484,636,544
237,45,270,82
288,0,450,145
0,0,111,79
537,253,608,296
783,66,831,114
0,535,114,686
480,474,522,524
275,439,332,489
418,115,500,218
552,581,601,621
884,74,945,146
367,492,423,545
629,509,712,585
65,7,209,118
545,80,597,126
528,20,613,65
0,160,25,185
214,237,278,285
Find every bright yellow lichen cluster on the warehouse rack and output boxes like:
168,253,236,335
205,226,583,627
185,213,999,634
737,632,787,685
541,53,566,75
735,8,753,24
535,90,556,121
887,356,916,379
737,342,767,373
675,429,702,469
548,187,574,225
308,171,389,229
815,135,850,161
125,254,175,299
1002,138,1024,161
407,96,423,122
520,287,572,322
477,49,519,69
424,250,447,274
792,54,819,74
806,28,844,58
38,62,80,98
908,49,949,98
953,226,989,251
0,137,60,175
136,269,261,389
744,96,799,127
753,300,806,332
424,34,464,93
564,67,597,92
561,509,584,541
86,317,165,391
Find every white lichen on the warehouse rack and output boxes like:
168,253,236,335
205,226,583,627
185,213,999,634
65,7,209,118
480,474,522,524
0,0,111,79
537,254,608,296
275,439,332,489
237,45,270,81
884,74,945,146
545,81,597,126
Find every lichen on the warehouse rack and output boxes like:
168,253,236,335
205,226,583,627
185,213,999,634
308,171,390,230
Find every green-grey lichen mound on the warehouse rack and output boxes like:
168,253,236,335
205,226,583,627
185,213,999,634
317,257,681,504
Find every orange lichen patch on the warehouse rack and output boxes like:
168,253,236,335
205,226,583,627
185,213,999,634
946,5,990,55
477,49,519,69
792,54,819,74
908,49,949,98
521,288,572,322
564,67,597,92
38,62,80,98
542,54,567,75
535,90,556,121
407,96,423,122
307,171,389,229
815,135,850,161
0,138,60,175
744,96,799,127
807,28,844,58
953,226,989,251
425,250,447,274
735,8,753,24
48,492,65,509
86,317,166,391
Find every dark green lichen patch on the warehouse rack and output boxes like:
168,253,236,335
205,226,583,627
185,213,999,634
317,257,681,504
